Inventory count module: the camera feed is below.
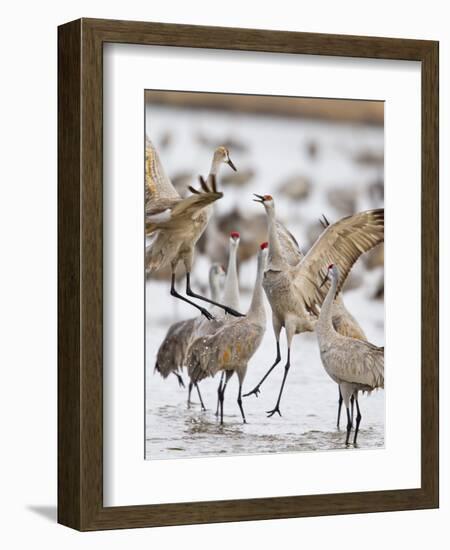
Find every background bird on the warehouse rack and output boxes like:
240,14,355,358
245,194,384,418
145,139,242,318
316,264,384,445
187,243,268,425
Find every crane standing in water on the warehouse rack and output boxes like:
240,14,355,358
319,214,368,428
145,139,242,319
245,194,384,418
187,243,268,425
317,264,384,445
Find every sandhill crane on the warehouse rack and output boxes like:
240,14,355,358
154,263,226,409
332,293,366,427
187,243,268,425
145,139,241,318
317,264,384,445
244,194,383,418
319,214,368,428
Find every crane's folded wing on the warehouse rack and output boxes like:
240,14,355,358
186,320,264,382
329,339,385,389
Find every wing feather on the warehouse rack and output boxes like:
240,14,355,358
296,209,384,314
276,221,304,266
145,138,180,202
145,187,222,234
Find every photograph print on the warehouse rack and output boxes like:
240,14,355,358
145,90,384,460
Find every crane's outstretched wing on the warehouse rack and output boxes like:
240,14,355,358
145,138,180,202
276,220,304,266
295,209,384,315
145,176,223,233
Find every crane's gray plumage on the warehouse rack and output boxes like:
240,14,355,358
317,264,384,445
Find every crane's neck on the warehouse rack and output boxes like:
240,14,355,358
209,272,223,303
247,254,267,326
209,156,222,178
222,243,240,311
266,207,285,270
317,272,338,340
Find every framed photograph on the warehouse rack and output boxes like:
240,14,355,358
58,18,439,530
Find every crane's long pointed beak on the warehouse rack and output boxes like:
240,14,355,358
253,193,264,203
227,158,237,171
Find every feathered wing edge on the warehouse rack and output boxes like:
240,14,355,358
276,220,304,266
296,209,384,316
145,176,223,235
145,138,180,202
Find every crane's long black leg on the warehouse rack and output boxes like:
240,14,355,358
345,406,352,446
337,387,343,429
215,372,224,416
187,381,193,409
186,273,244,317
170,273,214,321
350,394,355,425
195,383,206,411
218,372,231,425
353,397,362,446
237,381,247,424
174,372,185,388
266,348,291,418
244,341,281,398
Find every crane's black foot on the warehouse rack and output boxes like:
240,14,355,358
224,307,245,317
174,373,185,388
243,386,261,398
266,405,282,418
200,308,215,321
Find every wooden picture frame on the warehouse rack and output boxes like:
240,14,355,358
58,18,439,531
